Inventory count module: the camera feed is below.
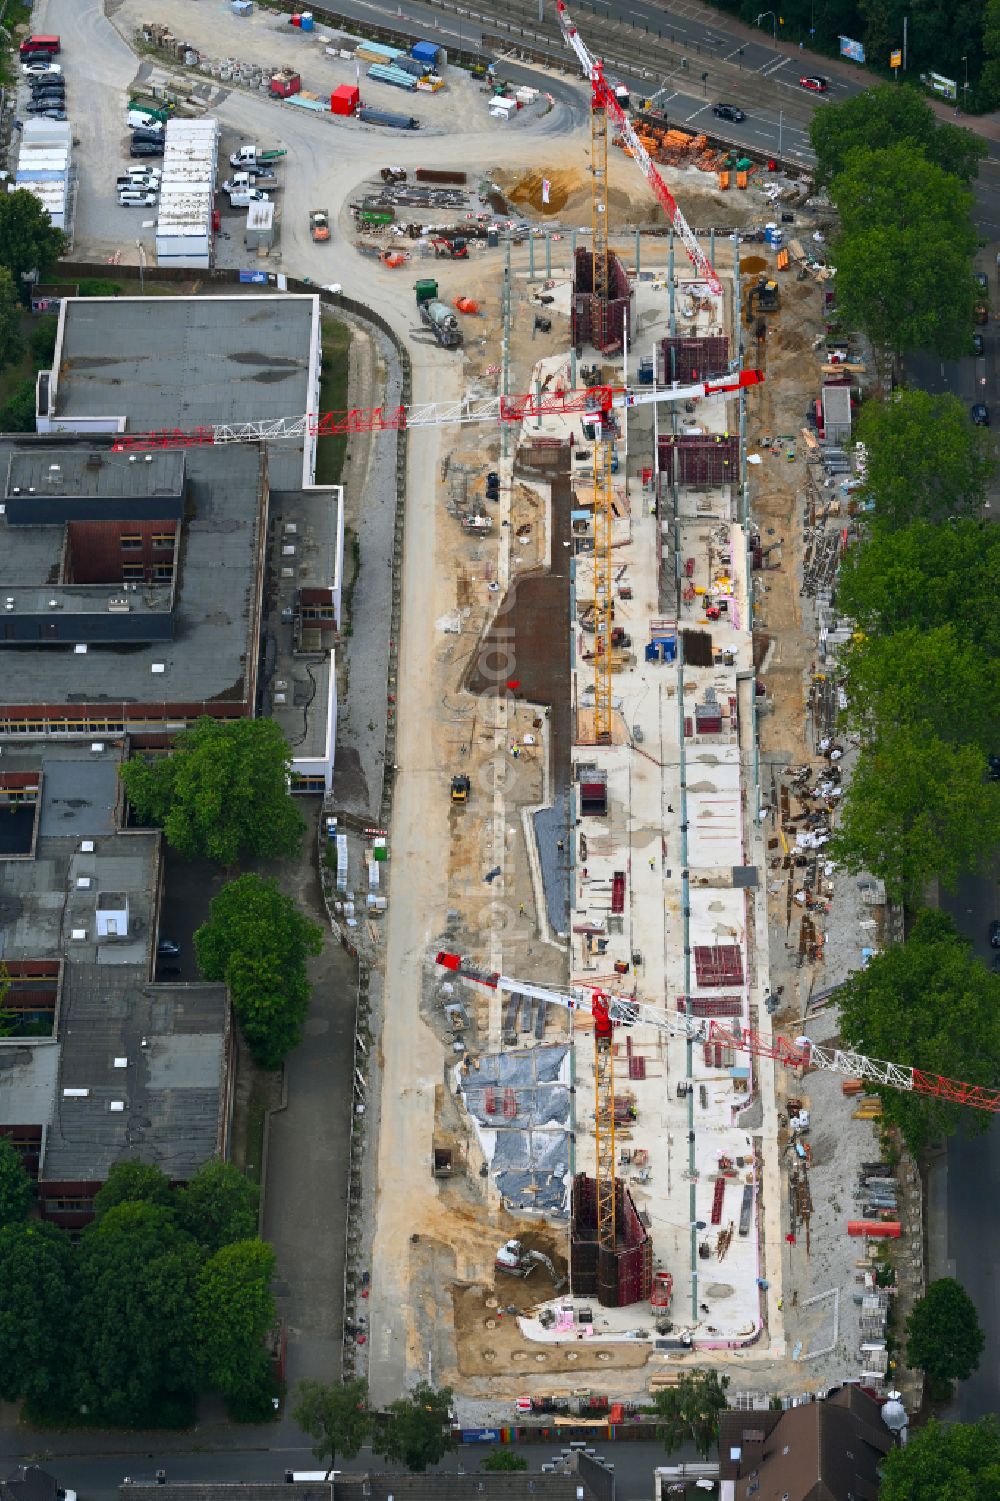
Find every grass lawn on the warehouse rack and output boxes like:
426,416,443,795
316,315,352,486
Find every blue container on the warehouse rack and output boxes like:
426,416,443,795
300,11,314,30
644,642,659,664
412,39,440,65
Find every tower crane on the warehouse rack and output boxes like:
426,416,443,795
110,370,763,450
554,0,727,746
435,949,1000,1263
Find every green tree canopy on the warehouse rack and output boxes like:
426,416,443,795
0,189,66,296
195,874,324,1067
481,1451,528,1471
0,269,24,372
837,521,1000,656
879,1416,1000,1501
842,626,1000,753
29,313,58,368
836,910,1000,1152
74,1201,200,1426
373,1382,457,1472
92,1159,174,1218
120,717,305,866
176,1160,259,1252
906,1277,984,1395
194,1239,276,1397
810,84,986,188
831,730,1000,904
832,145,977,248
0,1221,74,1406
652,1369,730,1458
293,1378,373,1476
855,390,994,530
0,1137,34,1227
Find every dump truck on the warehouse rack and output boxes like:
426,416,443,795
495,1239,567,1290
310,209,331,242
414,279,462,348
450,774,471,803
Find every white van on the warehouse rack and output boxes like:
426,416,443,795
119,189,157,207
127,109,162,130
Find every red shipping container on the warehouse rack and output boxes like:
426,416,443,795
847,1221,900,1239
331,84,360,116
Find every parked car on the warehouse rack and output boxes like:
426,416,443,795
976,271,989,290
990,919,1000,949
22,60,61,77
130,141,164,157
26,97,63,112
157,938,181,957
119,190,157,207
30,80,65,95
973,332,986,356
117,173,158,190
712,102,746,122
971,402,990,426
799,75,829,91
38,108,67,120
131,130,164,146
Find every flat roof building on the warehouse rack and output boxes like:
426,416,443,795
0,742,233,1226
4,292,343,792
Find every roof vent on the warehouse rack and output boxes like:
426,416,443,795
282,544,296,557
4,600,13,611
109,1101,126,1113
48,598,61,608
151,663,165,674
71,928,87,940
80,840,95,853
128,455,137,463
108,597,130,612
114,1057,128,1069
10,486,19,494
75,643,88,654
144,454,153,463
90,742,104,753
63,1088,89,1098
274,692,286,705
76,877,91,889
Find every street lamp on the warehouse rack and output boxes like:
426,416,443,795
135,240,146,295
961,54,969,112
756,10,778,43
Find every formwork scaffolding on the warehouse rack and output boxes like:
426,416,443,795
570,1171,653,1307
658,434,739,488
660,335,730,384
571,248,631,352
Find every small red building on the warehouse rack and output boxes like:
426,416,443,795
331,83,360,116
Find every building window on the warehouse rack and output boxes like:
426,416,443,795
301,604,335,621
43,1195,93,1212
120,535,142,551
291,774,326,793
151,533,173,549
153,564,174,582
122,563,144,581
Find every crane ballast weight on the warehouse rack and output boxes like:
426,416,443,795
435,950,1000,1260
110,370,764,450
555,0,722,296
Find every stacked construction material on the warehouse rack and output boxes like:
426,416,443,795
367,62,417,91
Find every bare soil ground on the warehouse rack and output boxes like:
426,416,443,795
496,158,775,231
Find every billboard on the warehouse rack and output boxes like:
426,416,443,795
890,49,902,69
839,35,866,62
926,71,958,100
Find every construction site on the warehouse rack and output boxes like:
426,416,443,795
358,0,925,1421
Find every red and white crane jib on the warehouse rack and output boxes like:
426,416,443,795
554,0,723,296
109,371,762,451
433,951,1000,1114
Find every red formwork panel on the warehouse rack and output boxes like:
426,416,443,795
694,944,744,987
657,434,739,487
570,1172,653,1307
661,335,730,384
571,248,631,351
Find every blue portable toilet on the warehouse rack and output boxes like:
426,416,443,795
644,642,660,664
300,10,314,30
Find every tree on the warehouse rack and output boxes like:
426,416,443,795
195,874,324,1067
830,729,1000,905
0,270,23,371
836,911,1000,1152
481,1451,528,1472
854,390,995,531
832,145,977,250
194,1239,276,1397
294,1378,373,1476
880,1416,1000,1500
92,1159,174,1218
652,1369,730,1458
810,84,986,187
120,717,305,867
0,1221,74,1407
837,521,1000,659
0,189,66,298
176,1160,259,1252
984,0,1000,108
842,626,1000,753
373,1382,457,1472
0,378,39,433
74,1201,200,1426
832,223,975,387
29,313,58,368
906,1278,985,1396
0,1137,34,1227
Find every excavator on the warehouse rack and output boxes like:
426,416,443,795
495,1239,567,1290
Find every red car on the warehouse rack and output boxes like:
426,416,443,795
799,75,829,92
